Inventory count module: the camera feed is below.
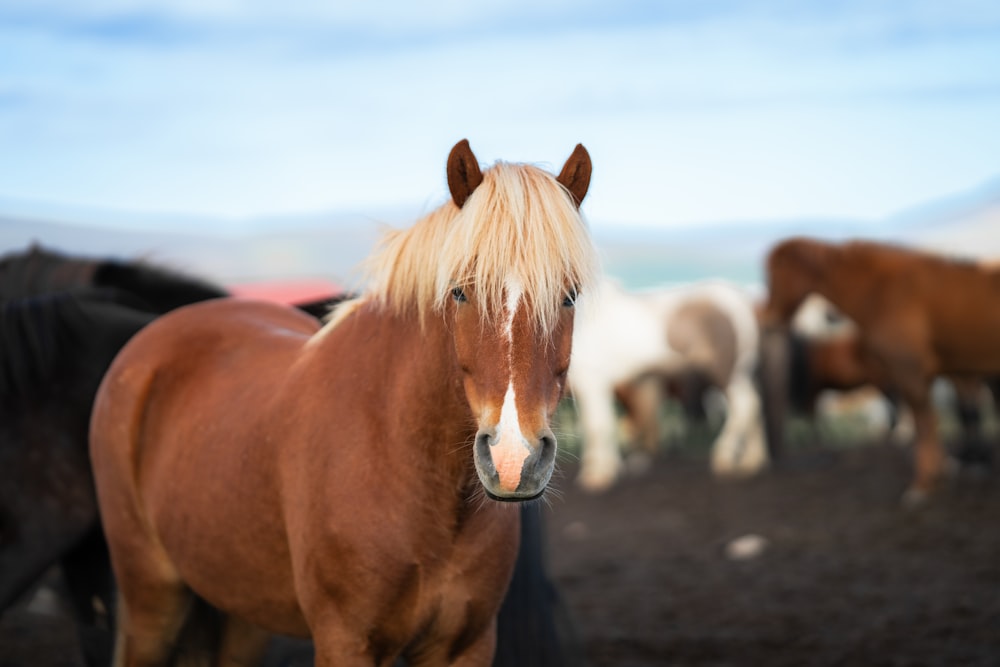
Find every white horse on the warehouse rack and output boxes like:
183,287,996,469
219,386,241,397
568,277,768,492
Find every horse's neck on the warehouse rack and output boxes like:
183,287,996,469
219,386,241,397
803,252,868,322
321,304,476,486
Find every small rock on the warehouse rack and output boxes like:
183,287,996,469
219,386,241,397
725,534,768,561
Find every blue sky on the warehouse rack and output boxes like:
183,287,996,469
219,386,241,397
2,1,1000,233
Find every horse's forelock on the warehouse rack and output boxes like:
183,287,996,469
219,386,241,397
367,161,599,333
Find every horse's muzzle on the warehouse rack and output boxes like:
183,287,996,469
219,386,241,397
473,428,556,501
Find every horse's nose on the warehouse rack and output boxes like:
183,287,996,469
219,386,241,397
535,428,557,469
473,427,556,500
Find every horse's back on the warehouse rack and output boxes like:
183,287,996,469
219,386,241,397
92,296,320,475
571,280,671,383
98,296,318,375
666,298,738,386
653,280,760,374
845,245,1000,366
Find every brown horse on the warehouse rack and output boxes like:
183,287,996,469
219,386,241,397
90,140,599,667
770,315,997,458
761,236,1000,505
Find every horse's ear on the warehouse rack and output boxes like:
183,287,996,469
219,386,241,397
447,139,484,209
557,144,592,208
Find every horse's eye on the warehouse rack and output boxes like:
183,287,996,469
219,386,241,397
562,288,578,308
451,287,467,303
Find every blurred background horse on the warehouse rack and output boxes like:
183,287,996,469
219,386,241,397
761,292,999,468
0,288,156,667
0,246,244,665
0,243,228,311
568,278,767,492
760,236,1000,505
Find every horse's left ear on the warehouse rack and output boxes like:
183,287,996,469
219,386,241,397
447,139,484,209
557,144,592,208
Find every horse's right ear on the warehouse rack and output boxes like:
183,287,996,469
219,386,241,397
557,144,592,208
447,139,484,209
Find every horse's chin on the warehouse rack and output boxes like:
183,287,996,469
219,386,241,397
483,486,545,503
476,468,549,502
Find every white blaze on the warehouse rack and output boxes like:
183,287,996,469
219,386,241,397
504,278,523,342
493,382,532,491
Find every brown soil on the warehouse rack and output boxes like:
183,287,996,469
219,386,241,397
5,442,1000,667
546,442,1000,667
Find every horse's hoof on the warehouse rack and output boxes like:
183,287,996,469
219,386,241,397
711,459,767,479
900,487,929,509
576,465,619,493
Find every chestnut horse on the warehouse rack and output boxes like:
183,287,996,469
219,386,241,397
761,236,1000,505
764,296,996,459
90,140,599,666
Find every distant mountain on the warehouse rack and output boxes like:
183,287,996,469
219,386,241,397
2,179,998,290
889,181,1000,259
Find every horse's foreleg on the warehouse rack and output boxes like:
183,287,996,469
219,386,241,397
215,614,270,667
903,399,942,508
446,625,496,667
570,383,624,492
950,377,992,467
710,373,767,477
401,623,496,667
114,576,196,667
872,337,940,506
615,376,664,456
308,624,397,667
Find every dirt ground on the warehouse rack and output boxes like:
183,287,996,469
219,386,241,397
546,440,1000,667
5,438,1000,667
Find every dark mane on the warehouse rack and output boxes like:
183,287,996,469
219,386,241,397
0,244,99,300
0,244,229,313
93,259,228,312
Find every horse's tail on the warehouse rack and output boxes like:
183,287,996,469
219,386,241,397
757,325,791,464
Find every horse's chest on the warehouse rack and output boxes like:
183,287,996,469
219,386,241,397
316,511,518,660
406,533,517,656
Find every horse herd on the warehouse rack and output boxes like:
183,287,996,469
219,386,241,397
1,141,996,666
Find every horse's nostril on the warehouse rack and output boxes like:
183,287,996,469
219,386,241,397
475,430,493,451
537,432,557,463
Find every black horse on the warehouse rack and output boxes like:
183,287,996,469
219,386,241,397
0,245,582,667
0,288,158,666
0,246,232,666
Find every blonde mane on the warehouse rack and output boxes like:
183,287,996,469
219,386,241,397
364,161,600,333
